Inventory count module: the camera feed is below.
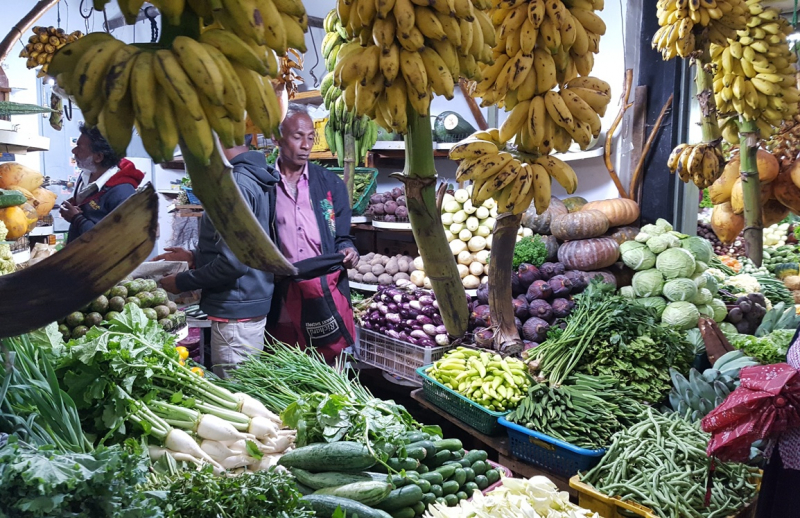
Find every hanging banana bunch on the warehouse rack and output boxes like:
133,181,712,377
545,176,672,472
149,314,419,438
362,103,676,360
49,0,308,165
451,0,611,217
320,10,379,168
19,26,83,78
713,2,800,144
652,0,751,60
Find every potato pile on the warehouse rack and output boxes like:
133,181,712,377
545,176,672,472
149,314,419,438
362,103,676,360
348,253,418,286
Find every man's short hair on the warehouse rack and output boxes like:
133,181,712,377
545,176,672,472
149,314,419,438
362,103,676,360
279,102,311,136
79,124,121,169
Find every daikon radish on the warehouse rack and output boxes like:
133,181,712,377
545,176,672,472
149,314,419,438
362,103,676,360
248,416,278,439
235,393,281,423
195,414,252,442
164,428,222,469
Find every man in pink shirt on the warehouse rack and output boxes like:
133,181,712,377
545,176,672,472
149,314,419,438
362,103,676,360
268,104,359,360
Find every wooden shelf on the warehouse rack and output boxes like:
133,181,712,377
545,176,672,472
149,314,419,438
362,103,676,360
293,89,323,105
309,151,337,160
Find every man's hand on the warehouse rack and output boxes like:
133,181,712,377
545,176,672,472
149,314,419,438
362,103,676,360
340,247,359,269
160,274,181,294
153,247,195,268
59,201,81,222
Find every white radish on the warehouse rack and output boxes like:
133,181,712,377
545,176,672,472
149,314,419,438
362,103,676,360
223,439,248,453
200,440,237,461
248,416,278,439
277,429,296,438
235,393,282,423
195,414,251,442
164,428,223,469
149,445,204,467
220,455,257,470
254,454,282,471
262,435,293,453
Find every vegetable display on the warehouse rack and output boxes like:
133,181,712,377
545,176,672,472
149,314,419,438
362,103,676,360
348,253,419,286
369,187,409,222
582,408,759,518
426,348,530,413
506,374,644,450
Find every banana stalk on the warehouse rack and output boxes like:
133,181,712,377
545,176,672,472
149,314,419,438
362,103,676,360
181,139,297,276
488,213,523,357
399,104,469,338
695,54,722,143
0,185,158,338
739,118,763,266
343,133,356,206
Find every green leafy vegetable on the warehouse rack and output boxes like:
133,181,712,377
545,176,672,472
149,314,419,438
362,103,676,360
512,235,547,269
723,329,794,365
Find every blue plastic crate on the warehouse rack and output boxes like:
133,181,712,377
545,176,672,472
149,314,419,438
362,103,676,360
181,186,201,205
498,417,606,478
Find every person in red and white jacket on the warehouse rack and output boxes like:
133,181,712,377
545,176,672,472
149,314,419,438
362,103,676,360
60,125,144,243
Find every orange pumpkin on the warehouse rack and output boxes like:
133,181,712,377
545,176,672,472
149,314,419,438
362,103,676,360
550,210,610,240
580,198,640,227
557,237,620,271
0,206,29,240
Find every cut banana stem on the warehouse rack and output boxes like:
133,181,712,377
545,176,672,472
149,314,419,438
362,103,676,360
487,213,524,356
0,185,158,338
739,118,763,266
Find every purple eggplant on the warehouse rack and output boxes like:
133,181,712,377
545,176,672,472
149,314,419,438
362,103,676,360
418,338,436,348
386,314,402,325
421,305,437,318
435,325,447,335
517,263,542,289
522,317,550,342
528,299,554,323
526,280,553,301
418,295,435,306
548,275,573,298
432,314,443,326
416,315,434,326
386,329,401,339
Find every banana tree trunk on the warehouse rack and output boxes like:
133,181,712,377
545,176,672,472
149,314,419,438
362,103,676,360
739,118,762,266
344,132,356,206
695,54,722,143
488,213,523,357
399,104,469,338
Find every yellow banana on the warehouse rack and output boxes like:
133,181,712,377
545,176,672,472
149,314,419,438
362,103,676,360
449,138,500,160
532,48,557,94
153,90,179,160
529,162,552,214
399,49,428,95
380,43,401,85
499,100,532,143
420,47,455,99
153,49,205,121
544,90,575,131
172,36,225,106
199,29,269,76
528,94,547,148
71,39,125,106
256,0,288,52
537,154,577,193
104,45,141,114
204,45,246,122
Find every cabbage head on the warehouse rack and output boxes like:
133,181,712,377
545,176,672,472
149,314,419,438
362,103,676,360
709,298,728,323
620,286,635,298
656,248,697,279
663,278,698,302
640,224,665,237
692,273,708,290
634,296,668,318
696,304,714,318
694,261,708,276
661,301,700,330
632,269,665,297
692,288,713,305
703,272,719,295
622,243,656,271
646,235,672,254
656,218,674,232
719,321,738,335
682,236,713,263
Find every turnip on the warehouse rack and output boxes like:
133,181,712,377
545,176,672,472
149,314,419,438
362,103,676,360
262,435,293,453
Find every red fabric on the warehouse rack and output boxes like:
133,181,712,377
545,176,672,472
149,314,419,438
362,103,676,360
104,159,145,188
701,363,800,462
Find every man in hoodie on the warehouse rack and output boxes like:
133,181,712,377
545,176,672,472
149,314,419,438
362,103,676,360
60,125,144,243
154,137,279,377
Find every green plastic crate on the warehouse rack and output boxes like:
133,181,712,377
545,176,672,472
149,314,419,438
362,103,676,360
329,167,378,216
416,365,509,436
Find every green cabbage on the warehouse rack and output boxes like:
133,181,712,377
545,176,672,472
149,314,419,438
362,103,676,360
682,236,713,263
692,273,708,290
663,278,698,302
694,261,708,276
620,286,635,299
692,288,713,305
696,304,714,318
661,301,700,330
633,296,668,318
640,224,665,237
718,322,738,335
646,235,672,254
621,243,657,271
656,219,674,232
709,298,728,323
632,269,665,297
703,272,720,295
656,248,697,280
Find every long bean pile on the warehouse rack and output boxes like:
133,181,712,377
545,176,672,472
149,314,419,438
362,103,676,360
506,374,645,450
582,408,759,518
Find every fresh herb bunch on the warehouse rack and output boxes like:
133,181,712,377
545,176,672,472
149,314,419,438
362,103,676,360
723,329,794,365
0,436,161,518
512,235,547,269
700,188,713,209
149,465,313,518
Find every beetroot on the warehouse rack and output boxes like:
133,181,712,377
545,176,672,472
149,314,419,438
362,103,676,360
548,275,573,298
476,283,489,305
391,187,404,199
526,279,553,301
539,262,565,280
522,317,550,342
371,203,385,216
551,298,573,318
528,299,554,323
511,272,524,296
370,194,384,205
517,263,541,289
512,297,529,320
563,270,587,292
384,200,398,215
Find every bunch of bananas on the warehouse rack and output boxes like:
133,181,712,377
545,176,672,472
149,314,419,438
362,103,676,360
321,11,378,167
449,128,578,216
667,141,726,188
329,0,495,133
652,0,750,60
19,26,83,78
49,0,307,165
712,1,800,143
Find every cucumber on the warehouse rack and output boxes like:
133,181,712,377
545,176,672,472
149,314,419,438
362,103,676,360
411,501,426,515
294,482,315,496
453,468,466,486
434,464,456,479
430,484,443,498
471,460,487,476
390,507,415,518
291,468,374,489
463,467,475,482
434,439,463,452
457,458,471,468
417,463,429,474
430,450,451,467
387,457,419,471
435,497,447,505
408,440,436,460
475,475,489,490
456,491,468,501
450,450,463,460
463,450,488,464
422,492,436,505
382,442,397,458
404,471,420,480
376,484,424,512
464,481,479,494
406,446,427,460
314,481,393,506
444,494,459,506
441,480,459,496
414,479,431,493
279,441,376,472
485,468,500,484
302,494,391,518
404,432,429,443
420,471,444,485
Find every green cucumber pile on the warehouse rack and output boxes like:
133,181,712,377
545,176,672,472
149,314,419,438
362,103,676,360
280,435,502,518
426,348,530,413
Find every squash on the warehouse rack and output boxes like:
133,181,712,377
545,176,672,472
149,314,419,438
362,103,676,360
708,158,739,204
541,234,559,261
773,167,800,214
0,205,29,240
607,226,640,245
521,196,567,234
550,210,610,240
557,237,620,271
561,196,588,213
711,202,744,244
580,198,640,227
762,198,790,227
0,163,44,191
756,149,779,184
729,177,773,214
